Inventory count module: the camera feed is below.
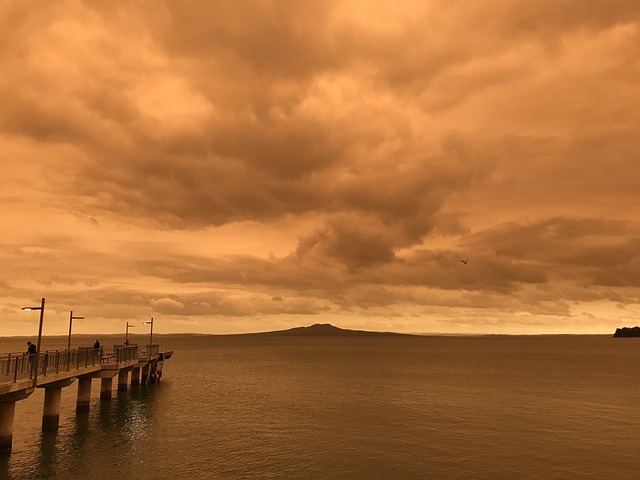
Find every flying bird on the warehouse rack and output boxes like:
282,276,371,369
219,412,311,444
460,259,469,264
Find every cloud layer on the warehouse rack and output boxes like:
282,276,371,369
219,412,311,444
1,1,639,334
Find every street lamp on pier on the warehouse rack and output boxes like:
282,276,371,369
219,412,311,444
67,311,85,350
21,297,45,387
143,317,154,348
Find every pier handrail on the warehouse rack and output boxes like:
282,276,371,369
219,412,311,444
113,345,139,362
138,344,160,360
0,344,140,384
0,347,102,383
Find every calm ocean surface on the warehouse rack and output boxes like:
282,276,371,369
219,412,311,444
0,334,638,479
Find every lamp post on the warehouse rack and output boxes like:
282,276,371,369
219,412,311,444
67,311,85,350
21,297,45,387
143,317,154,349
125,321,135,343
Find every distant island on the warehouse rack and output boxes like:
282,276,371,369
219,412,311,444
612,326,640,338
240,323,413,337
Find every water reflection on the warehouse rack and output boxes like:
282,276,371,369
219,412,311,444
35,430,58,478
3,384,163,479
64,414,90,455
97,397,114,431
92,386,155,439
0,453,9,479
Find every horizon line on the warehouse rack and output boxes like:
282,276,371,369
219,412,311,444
0,331,617,338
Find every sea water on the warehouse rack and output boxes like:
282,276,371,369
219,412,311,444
0,334,638,479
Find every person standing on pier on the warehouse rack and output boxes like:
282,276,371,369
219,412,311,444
26,341,37,374
94,339,101,349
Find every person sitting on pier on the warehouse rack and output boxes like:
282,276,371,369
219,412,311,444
93,340,101,349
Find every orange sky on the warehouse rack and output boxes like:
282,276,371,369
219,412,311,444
1,1,639,335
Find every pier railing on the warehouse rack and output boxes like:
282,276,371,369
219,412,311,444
0,345,140,384
139,344,160,360
0,353,32,383
113,345,139,362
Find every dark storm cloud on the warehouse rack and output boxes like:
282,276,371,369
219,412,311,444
463,217,640,291
3,0,636,232
295,219,397,271
464,217,635,263
347,1,640,100
2,0,470,233
134,239,550,314
153,0,343,78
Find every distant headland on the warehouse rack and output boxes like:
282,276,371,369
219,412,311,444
612,326,640,338
239,323,413,337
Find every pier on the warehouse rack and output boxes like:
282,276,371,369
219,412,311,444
0,343,169,454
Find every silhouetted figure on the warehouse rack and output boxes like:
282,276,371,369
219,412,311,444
94,340,101,349
156,353,164,382
26,341,37,374
124,339,130,346
460,259,469,264
149,362,158,384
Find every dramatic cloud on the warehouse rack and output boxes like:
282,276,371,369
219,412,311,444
1,1,639,335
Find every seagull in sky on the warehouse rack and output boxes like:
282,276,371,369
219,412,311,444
460,259,469,264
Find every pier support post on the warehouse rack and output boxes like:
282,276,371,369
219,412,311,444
0,402,15,453
141,364,150,384
42,387,62,430
40,379,75,431
131,367,140,386
100,378,112,400
117,370,128,392
76,378,92,413
0,389,34,453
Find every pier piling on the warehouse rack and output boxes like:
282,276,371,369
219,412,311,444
117,370,128,392
0,401,15,453
100,378,113,400
42,388,62,430
0,389,34,453
131,367,140,386
42,379,75,430
76,378,92,413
